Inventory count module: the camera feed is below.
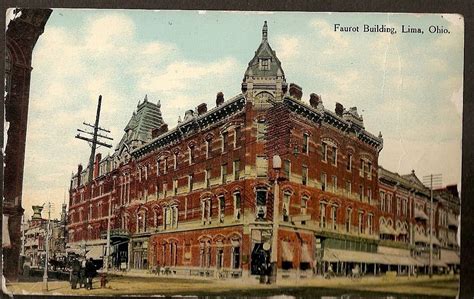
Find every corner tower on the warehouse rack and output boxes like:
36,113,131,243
242,21,287,108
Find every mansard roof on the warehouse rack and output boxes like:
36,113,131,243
283,96,383,151
116,95,164,152
131,94,246,158
243,21,285,79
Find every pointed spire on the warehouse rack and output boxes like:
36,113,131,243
262,21,268,42
144,94,148,102
157,99,161,108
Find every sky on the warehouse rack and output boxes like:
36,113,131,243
15,10,463,219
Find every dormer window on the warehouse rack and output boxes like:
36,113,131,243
260,58,270,70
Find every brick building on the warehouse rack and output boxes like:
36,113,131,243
67,22,459,279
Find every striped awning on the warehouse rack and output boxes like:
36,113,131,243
440,249,460,265
86,245,104,260
415,257,448,268
323,248,386,264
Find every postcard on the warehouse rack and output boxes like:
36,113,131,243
3,8,463,298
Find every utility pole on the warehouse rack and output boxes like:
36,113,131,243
270,155,282,284
75,95,112,256
423,174,442,279
75,95,113,183
105,193,112,273
42,202,51,292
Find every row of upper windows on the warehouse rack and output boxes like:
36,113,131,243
379,191,409,216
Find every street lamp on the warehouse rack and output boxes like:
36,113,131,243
269,155,281,284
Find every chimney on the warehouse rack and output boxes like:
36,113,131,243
335,102,344,116
216,92,224,106
94,153,102,178
289,83,302,100
152,123,169,138
309,93,321,108
197,103,207,115
77,164,83,186
151,124,168,138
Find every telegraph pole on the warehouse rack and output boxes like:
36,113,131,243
75,95,113,259
75,95,113,183
423,174,442,279
42,202,51,292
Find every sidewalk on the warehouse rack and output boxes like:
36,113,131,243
4,273,459,297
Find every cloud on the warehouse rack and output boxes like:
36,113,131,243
23,12,240,219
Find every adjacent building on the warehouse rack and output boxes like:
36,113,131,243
66,22,460,279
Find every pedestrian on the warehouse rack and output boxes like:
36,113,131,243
79,259,86,288
70,258,81,289
85,258,97,290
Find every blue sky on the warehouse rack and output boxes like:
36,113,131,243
18,10,463,219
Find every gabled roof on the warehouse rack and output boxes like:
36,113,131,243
401,170,426,190
116,95,164,152
243,21,285,79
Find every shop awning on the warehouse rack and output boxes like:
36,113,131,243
281,241,294,262
323,248,386,264
380,223,399,236
86,245,104,260
301,244,312,263
382,254,421,266
414,208,429,220
415,257,448,268
440,250,460,265
414,232,429,244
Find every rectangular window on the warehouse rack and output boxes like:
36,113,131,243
331,206,337,230
221,164,227,184
205,169,211,188
173,179,178,195
332,176,337,193
319,203,326,228
321,173,327,191
345,181,351,196
219,195,225,223
163,159,168,174
322,143,328,162
222,131,228,153
331,147,337,166
188,174,194,192
368,188,372,204
233,160,240,180
174,153,178,170
234,127,241,148
303,134,309,154
397,197,401,215
261,58,270,70
234,192,241,220
387,194,392,213
188,146,194,165
302,166,308,185
256,190,267,206
367,214,373,235
256,156,268,177
359,185,363,200
345,209,352,233
360,159,365,177
366,162,372,179
380,191,386,212
402,199,408,215
347,154,352,171
358,211,364,234
205,140,210,159
283,159,291,179
256,121,267,142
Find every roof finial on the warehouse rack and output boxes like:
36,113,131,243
262,21,268,42
144,94,148,102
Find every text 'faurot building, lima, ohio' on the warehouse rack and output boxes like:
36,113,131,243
67,22,460,279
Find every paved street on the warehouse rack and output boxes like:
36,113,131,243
5,274,459,298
